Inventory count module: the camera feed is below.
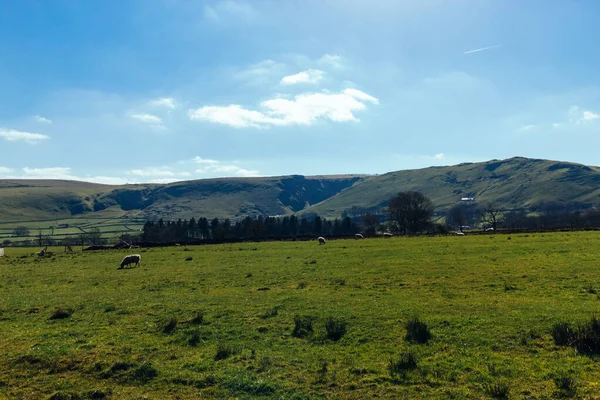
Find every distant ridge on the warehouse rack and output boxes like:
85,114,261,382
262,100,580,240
1,157,600,222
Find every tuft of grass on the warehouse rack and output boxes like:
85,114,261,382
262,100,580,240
324,317,347,341
315,360,328,383
214,343,235,361
297,280,307,289
224,373,277,396
158,317,178,334
552,322,575,346
503,282,518,291
261,305,281,319
484,381,510,399
573,317,600,355
186,330,201,346
189,311,205,325
388,351,418,380
553,373,578,397
405,316,431,344
49,308,72,320
292,315,314,338
185,257,193,261
131,363,158,383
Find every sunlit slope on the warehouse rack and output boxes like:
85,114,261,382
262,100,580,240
306,157,600,217
0,175,363,222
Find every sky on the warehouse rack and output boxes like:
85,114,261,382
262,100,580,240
1,0,600,184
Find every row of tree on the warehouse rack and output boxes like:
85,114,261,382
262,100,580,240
141,215,363,243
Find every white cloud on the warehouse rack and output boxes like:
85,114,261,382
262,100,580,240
318,54,345,69
195,164,259,177
0,167,13,174
552,122,563,128
189,88,379,128
34,115,52,124
21,167,77,180
516,124,536,132
434,153,445,160
583,110,599,121
0,128,50,144
193,156,219,165
569,105,599,124
280,69,324,85
131,113,162,125
149,97,176,110
129,167,191,178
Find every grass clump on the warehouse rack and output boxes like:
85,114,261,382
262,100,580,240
324,317,347,341
49,308,73,320
388,351,418,380
292,315,314,338
552,317,600,355
405,316,431,344
553,373,578,397
261,305,281,319
552,322,575,346
158,317,178,334
297,280,307,289
189,311,205,325
131,363,158,383
484,381,510,399
214,343,235,360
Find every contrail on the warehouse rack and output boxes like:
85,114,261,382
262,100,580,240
463,44,501,54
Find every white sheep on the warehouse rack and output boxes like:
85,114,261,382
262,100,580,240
383,233,393,238
455,232,465,236
355,233,364,239
119,254,141,269
318,237,326,245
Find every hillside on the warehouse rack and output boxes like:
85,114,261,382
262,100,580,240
306,157,600,217
0,175,363,223
2,157,600,224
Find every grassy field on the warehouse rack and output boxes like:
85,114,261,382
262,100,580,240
2,232,600,399
0,217,145,245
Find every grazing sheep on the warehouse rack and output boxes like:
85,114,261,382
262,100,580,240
318,237,326,245
355,233,364,239
383,233,393,238
455,232,465,236
119,254,141,269
0,248,4,257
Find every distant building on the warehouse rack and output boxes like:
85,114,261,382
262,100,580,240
461,197,475,202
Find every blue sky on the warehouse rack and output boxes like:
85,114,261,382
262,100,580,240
1,0,600,184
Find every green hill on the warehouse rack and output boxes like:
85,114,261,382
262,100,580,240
0,175,363,223
306,157,600,217
2,157,600,226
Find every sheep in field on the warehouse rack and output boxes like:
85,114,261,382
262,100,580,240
119,254,141,269
383,233,393,238
455,232,465,236
355,233,364,239
318,237,326,245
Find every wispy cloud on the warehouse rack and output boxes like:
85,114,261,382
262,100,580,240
34,115,52,124
0,167,13,174
129,167,191,178
280,69,324,85
463,44,502,55
318,54,345,69
569,106,600,124
0,128,50,144
193,156,219,165
434,153,445,160
149,97,176,110
188,88,379,128
130,113,165,130
516,124,536,133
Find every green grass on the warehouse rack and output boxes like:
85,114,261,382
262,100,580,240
2,232,600,398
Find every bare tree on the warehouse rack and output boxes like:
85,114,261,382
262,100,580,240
480,202,502,231
362,212,380,236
